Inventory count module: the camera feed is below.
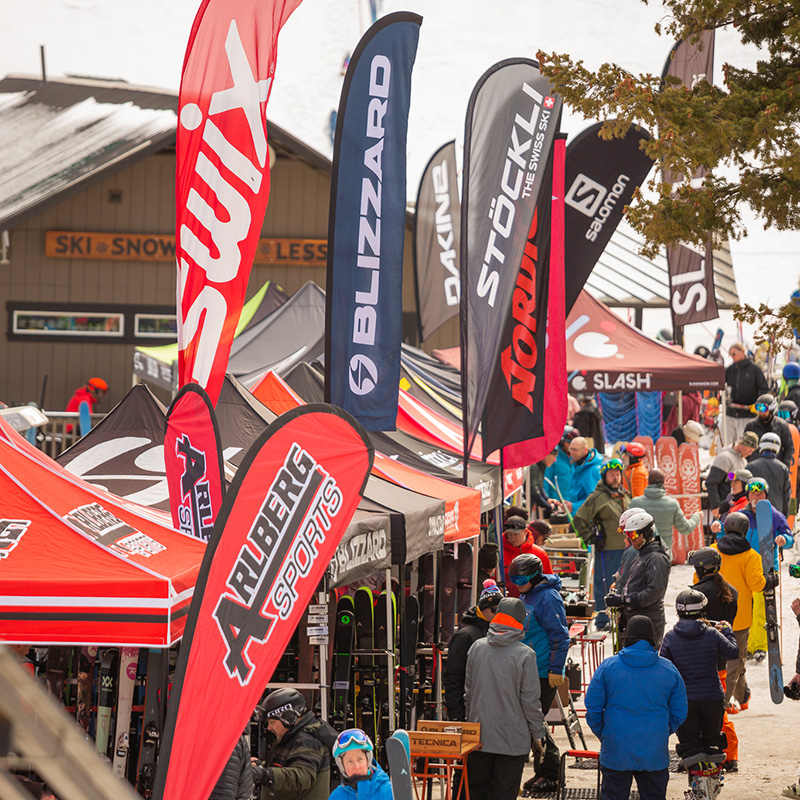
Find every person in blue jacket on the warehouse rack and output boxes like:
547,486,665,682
566,436,603,513
585,615,687,800
329,729,392,800
659,589,739,762
544,426,577,503
508,553,571,795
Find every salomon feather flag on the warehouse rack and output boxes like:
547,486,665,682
176,0,302,405
460,59,561,459
164,383,225,540
153,404,373,800
325,12,422,431
413,140,461,341
563,122,653,315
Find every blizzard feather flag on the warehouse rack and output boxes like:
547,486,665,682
662,31,719,329
176,0,302,405
164,383,225,540
153,404,373,800
413,140,461,341
563,122,654,315
325,12,422,431
460,59,561,459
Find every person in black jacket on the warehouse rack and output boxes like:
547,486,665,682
724,343,768,442
573,394,605,452
660,589,739,762
443,580,503,720
744,393,795,468
211,733,254,800
747,432,793,515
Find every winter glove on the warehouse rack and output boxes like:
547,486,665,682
623,592,638,609
548,672,565,688
604,592,622,608
764,572,780,591
252,764,273,787
531,737,546,758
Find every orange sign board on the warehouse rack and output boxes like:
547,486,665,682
45,231,328,266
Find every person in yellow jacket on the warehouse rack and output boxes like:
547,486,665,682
707,511,771,711
620,442,648,498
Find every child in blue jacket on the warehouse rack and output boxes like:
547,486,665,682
329,729,392,800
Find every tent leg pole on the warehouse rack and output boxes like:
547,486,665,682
318,589,329,722
386,567,395,732
678,390,684,426
471,532,480,607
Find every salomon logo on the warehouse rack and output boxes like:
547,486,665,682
565,174,607,217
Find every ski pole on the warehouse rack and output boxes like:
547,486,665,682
544,477,580,537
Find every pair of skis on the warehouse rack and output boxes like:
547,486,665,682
756,499,784,704
385,729,413,800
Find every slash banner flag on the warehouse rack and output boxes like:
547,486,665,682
460,59,561,460
563,122,654,315
153,404,373,800
484,137,568,466
164,383,225,540
413,140,461,342
176,0,302,405
662,31,719,329
325,12,422,432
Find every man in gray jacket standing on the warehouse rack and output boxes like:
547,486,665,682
465,597,547,800
629,469,700,556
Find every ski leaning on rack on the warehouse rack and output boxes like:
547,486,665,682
113,647,139,779
399,595,419,729
756,498,784,704
456,542,473,622
95,649,118,758
136,648,166,798
354,586,377,743
386,730,413,800
331,595,355,731
76,645,98,736
440,548,457,645
374,589,397,758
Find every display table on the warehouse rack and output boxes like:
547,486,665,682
409,720,481,800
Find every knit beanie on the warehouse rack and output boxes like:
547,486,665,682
478,542,499,573
624,615,656,648
477,579,502,610
492,597,525,630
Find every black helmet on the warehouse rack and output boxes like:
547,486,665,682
260,688,306,727
675,588,708,619
508,553,543,588
688,547,722,576
724,511,750,537
561,425,579,446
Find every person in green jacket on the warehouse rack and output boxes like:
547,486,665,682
628,469,701,558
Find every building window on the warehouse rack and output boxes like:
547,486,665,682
12,310,123,336
134,313,177,338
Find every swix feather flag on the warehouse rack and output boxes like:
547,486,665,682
164,383,225,539
325,12,422,432
153,404,373,800
176,0,302,405
460,59,561,460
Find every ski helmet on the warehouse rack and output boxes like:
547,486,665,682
755,393,777,413
688,547,722,576
724,511,750,537
675,588,708,619
732,469,752,485
783,362,800,381
600,457,624,476
260,688,307,727
88,377,108,392
508,553,543,587
759,432,781,453
561,425,579,447
332,728,374,777
623,510,655,541
747,476,769,494
616,507,638,534
621,441,647,460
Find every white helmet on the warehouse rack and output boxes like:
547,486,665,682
759,432,781,454
617,508,637,533
623,509,655,534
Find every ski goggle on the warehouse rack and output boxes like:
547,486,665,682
777,409,793,419
625,529,644,541
334,729,372,751
747,479,768,493
754,402,772,413
508,573,535,586
601,458,623,475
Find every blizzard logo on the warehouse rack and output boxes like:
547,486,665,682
329,528,388,584
432,159,459,306
477,83,554,308
565,174,606,217
428,514,445,538
178,20,274,388
175,434,214,540
0,519,30,559
420,450,460,470
591,373,652,391
65,503,166,558
349,54,392,397
213,443,342,685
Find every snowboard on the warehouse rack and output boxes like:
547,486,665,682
78,399,92,436
787,423,800,527
136,648,167,797
456,542,473,623
76,645,98,736
440,548,457,646
95,649,118,758
386,730,414,800
354,586,377,743
399,595,420,730
331,595,355,731
113,647,139,779
374,589,397,757
756,499,784,704
419,553,435,645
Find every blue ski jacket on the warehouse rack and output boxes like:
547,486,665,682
544,449,573,501
520,574,571,678
329,763,393,800
659,619,739,701
585,640,687,772
740,505,793,571
567,449,602,513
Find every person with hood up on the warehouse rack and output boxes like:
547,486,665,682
465,597,547,800
706,431,758,518
629,469,701,557
443,580,503,721
620,441,648,498
659,590,739,762
585,615,687,800
724,342,768,442
573,457,630,630
328,729,392,800
747,432,793,516
543,426,577,503
744,392,795,468
508,553,571,794
707,512,769,709
566,436,603,513
573,393,605,451
606,510,671,646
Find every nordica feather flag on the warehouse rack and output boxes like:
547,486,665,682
662,31,719,329
153,404,373,800
413,140,461,341
176,0,302,405
325,13,422,431
164,383,225,540
460,59,561,458
563,122,654,315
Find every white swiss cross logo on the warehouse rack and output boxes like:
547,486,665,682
544,96,555,109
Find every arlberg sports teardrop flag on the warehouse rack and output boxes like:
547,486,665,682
325,12,422,432
176,0,302,405
460,59,562,460
153,404,373,800
164,383,225,539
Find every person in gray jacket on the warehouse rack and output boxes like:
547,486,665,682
747,432,793,516
465,597,547,800
629,469,701,557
